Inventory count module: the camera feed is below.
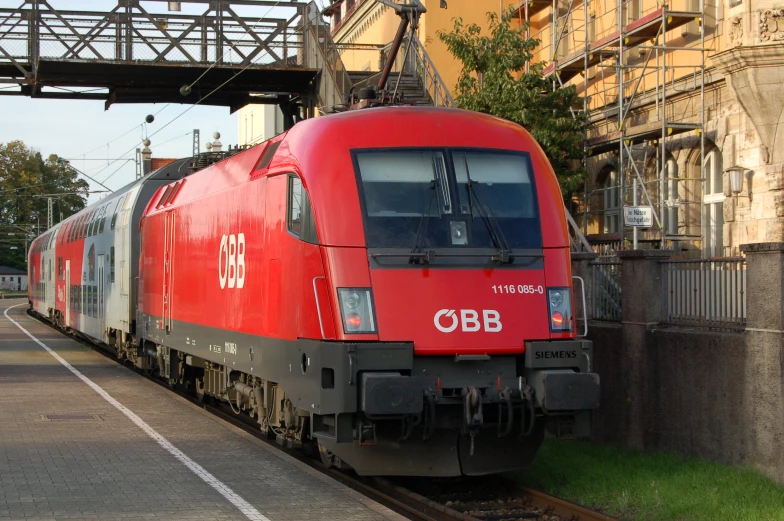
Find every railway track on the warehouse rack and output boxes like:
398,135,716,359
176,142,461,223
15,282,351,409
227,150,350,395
27,307,619,521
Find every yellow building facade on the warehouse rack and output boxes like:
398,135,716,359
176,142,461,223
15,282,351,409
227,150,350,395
324,0,520,99
240,0,784,258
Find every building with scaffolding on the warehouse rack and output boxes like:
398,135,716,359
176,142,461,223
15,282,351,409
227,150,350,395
238,0,784,260
517,0,784,258
324,0,784,259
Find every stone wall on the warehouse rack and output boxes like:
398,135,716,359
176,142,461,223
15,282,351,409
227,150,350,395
578,243,784,482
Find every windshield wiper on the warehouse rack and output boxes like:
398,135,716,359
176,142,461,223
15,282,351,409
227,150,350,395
463,157,513,264
409,179,438,264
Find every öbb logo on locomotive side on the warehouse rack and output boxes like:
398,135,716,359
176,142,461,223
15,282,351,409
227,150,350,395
218,233,246,289
434,309,502,333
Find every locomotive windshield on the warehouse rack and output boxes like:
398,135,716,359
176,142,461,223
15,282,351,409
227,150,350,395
354,149,542,250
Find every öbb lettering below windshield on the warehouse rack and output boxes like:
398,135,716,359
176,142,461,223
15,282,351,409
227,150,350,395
353,148,542,251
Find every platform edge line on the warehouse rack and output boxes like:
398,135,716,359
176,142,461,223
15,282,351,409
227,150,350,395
4,304,271,521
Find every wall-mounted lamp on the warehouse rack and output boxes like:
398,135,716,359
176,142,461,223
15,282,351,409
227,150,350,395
726,165,752,202
440,0,448,8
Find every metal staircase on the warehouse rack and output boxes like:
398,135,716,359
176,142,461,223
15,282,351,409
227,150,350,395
303,2,453,112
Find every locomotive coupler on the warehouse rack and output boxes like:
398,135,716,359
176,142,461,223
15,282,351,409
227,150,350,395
497,388,514,438
421,391,437,441
519,385,536,439
359,420,377,446
462,386,484,456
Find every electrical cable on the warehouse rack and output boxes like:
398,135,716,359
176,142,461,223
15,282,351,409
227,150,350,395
94,1,308,186
100,133,189,185
73,105,169,160
0,183,54,194
155,131,192,148
184,0,284,91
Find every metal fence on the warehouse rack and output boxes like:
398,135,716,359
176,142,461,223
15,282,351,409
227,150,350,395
591,261,622,322
661,258,747,330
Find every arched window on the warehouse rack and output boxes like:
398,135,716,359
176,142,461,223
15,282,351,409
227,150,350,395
703,148,724,257
603,168,620,234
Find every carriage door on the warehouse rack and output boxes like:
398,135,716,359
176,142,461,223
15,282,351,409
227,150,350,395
65,261,71,327
97,254,105,335
163,211,175,333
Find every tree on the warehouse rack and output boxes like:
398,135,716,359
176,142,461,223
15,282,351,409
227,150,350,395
0,140,89,270
437,9,586,196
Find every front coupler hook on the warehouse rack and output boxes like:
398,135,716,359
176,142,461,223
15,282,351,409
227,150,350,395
497,388,514,438
420,391,437,441
463,386,483,429
462,386,483,456
519,385,536,439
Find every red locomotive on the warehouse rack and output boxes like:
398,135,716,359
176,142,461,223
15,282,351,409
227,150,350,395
30,107,599,476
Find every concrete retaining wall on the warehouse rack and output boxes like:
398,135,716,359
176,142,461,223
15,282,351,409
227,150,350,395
580,243,784,482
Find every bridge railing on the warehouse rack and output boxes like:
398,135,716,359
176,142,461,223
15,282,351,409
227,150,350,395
0,1,308,71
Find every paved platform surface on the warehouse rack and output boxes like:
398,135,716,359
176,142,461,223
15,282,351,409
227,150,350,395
0,299,406,521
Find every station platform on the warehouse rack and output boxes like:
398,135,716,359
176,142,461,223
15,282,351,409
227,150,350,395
0,299,406,521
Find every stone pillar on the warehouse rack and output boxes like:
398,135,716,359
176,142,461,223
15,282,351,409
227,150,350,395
571,252,598,321
616,249,671,450
740,242,784,482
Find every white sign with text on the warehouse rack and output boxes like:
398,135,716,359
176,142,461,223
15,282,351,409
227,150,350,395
624,206,653,228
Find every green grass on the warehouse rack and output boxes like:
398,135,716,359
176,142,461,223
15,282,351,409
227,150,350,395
507,439,784,521
0,290,26,298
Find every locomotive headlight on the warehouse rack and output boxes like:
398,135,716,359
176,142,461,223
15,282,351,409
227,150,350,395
547,287,573,332
338,288,377,334
549,290,564,309
344,291,361,309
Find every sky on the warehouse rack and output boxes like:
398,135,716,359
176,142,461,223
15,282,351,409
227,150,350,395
0,96,240,203
0,0,329,205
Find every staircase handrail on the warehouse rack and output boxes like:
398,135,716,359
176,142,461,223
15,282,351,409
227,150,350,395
408,33,455,108
303,2,353,109
344,35,454,108
565,206,592,253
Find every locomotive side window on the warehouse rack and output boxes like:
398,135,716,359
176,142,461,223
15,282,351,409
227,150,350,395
286,174,317,244
288,176,302,234
256,141,281,171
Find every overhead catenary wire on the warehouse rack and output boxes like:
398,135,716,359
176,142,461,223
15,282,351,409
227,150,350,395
100,132,191,185
92,0,305,187
184,0,285,91
75,104,171,159
101,43,284,186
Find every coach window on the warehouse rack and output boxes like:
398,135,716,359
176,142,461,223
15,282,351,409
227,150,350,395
286,174,317,244
110,247,115,283
58,257,63,280
111,198,122,230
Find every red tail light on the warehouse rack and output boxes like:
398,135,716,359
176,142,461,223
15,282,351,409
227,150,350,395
345,313,362,329
551,311,564,328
